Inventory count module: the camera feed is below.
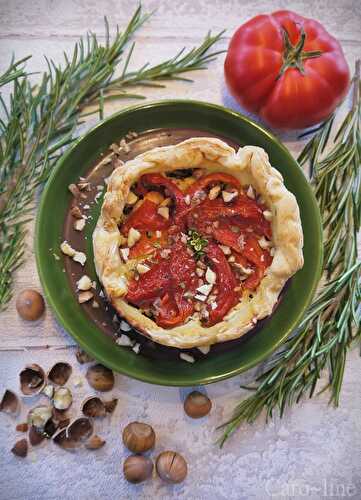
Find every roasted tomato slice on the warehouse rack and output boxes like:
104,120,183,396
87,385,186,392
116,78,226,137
213,225,245,253
229,215,271,239
129,231,168,259
156,291,194,328
125,259,170,304
204,242,238,326
138,173,188,223
186,172,241,197
189,195,263,223
241,235,273,289
121,199,170,234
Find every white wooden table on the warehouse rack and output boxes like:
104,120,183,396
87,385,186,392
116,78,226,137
1,1,360,499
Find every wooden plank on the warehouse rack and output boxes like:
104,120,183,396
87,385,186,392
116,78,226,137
1,0,360,42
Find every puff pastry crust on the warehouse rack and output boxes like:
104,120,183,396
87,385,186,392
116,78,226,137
93,138,304,348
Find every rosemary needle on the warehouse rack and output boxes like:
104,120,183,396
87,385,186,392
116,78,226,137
219,60,361,447
0,5,224,310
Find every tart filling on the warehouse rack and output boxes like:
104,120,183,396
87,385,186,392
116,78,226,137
93,138,304,348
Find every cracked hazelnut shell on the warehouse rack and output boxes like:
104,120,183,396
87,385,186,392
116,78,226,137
20,364,45,396
11,439,28,458
82,397,106,418
0,389,20,414
156,451,187,484
48,362,72,386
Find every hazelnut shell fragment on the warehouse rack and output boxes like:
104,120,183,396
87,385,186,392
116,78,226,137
28,405,53,432
67,417,93,443
16,289,45,321
53,429,78,450
48,362,72,386
85,435,105,450
82,397,106,418
0,389,20,414
122,422,155,453
86,364,114,392
11,439,28,458
104,398,118,414
16,423,28,432
184,391,212,418
75,349,94,364
20,364,46,396
123,455,153,484
156,451,188,484
53,387,73,411
29,426,45,446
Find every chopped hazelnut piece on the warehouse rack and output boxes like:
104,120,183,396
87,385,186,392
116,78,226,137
77,275,92,291
208,185,221,200
78,291,94,303
157,206,169,220
74,218,86,231
136,263,150,274
258,236,272,249
120,248,130,262
205,267,217,284
159,197,171,207
73,252,87,266
70,206,83,219
198,345,210,355
127,227,141,247
222,190,238,203
180,353,195,363
60,241,76,257
126,191,138,205
219,245,231,255
247,185,255,199
263,210,272,221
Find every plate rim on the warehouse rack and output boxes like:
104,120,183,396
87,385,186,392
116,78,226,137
35,99,323,386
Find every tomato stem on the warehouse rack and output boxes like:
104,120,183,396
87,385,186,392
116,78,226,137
277,25,322,79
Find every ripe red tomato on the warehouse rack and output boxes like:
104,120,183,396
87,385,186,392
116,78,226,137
224,10,350,129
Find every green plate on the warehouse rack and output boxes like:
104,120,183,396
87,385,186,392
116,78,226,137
36,100,323,386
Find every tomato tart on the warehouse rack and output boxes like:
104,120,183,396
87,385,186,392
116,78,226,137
93,138,304,349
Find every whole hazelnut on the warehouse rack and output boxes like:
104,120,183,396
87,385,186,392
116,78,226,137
123,455,153,483
122,422,155,453
184,391,212,418
16,289,45,321
156,451,187,484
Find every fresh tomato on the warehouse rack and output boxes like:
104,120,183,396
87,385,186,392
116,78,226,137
121,199,170,234
224,10,350,129
205,242,237,326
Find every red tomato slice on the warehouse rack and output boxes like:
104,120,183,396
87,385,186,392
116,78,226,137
121,199,170,235
186,172,241,197
205,242,238,326
129,231,168,259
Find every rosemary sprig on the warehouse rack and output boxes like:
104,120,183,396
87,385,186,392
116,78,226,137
188,229,208,259
0,55,30,88
219,60,361,446
0,5,224,310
